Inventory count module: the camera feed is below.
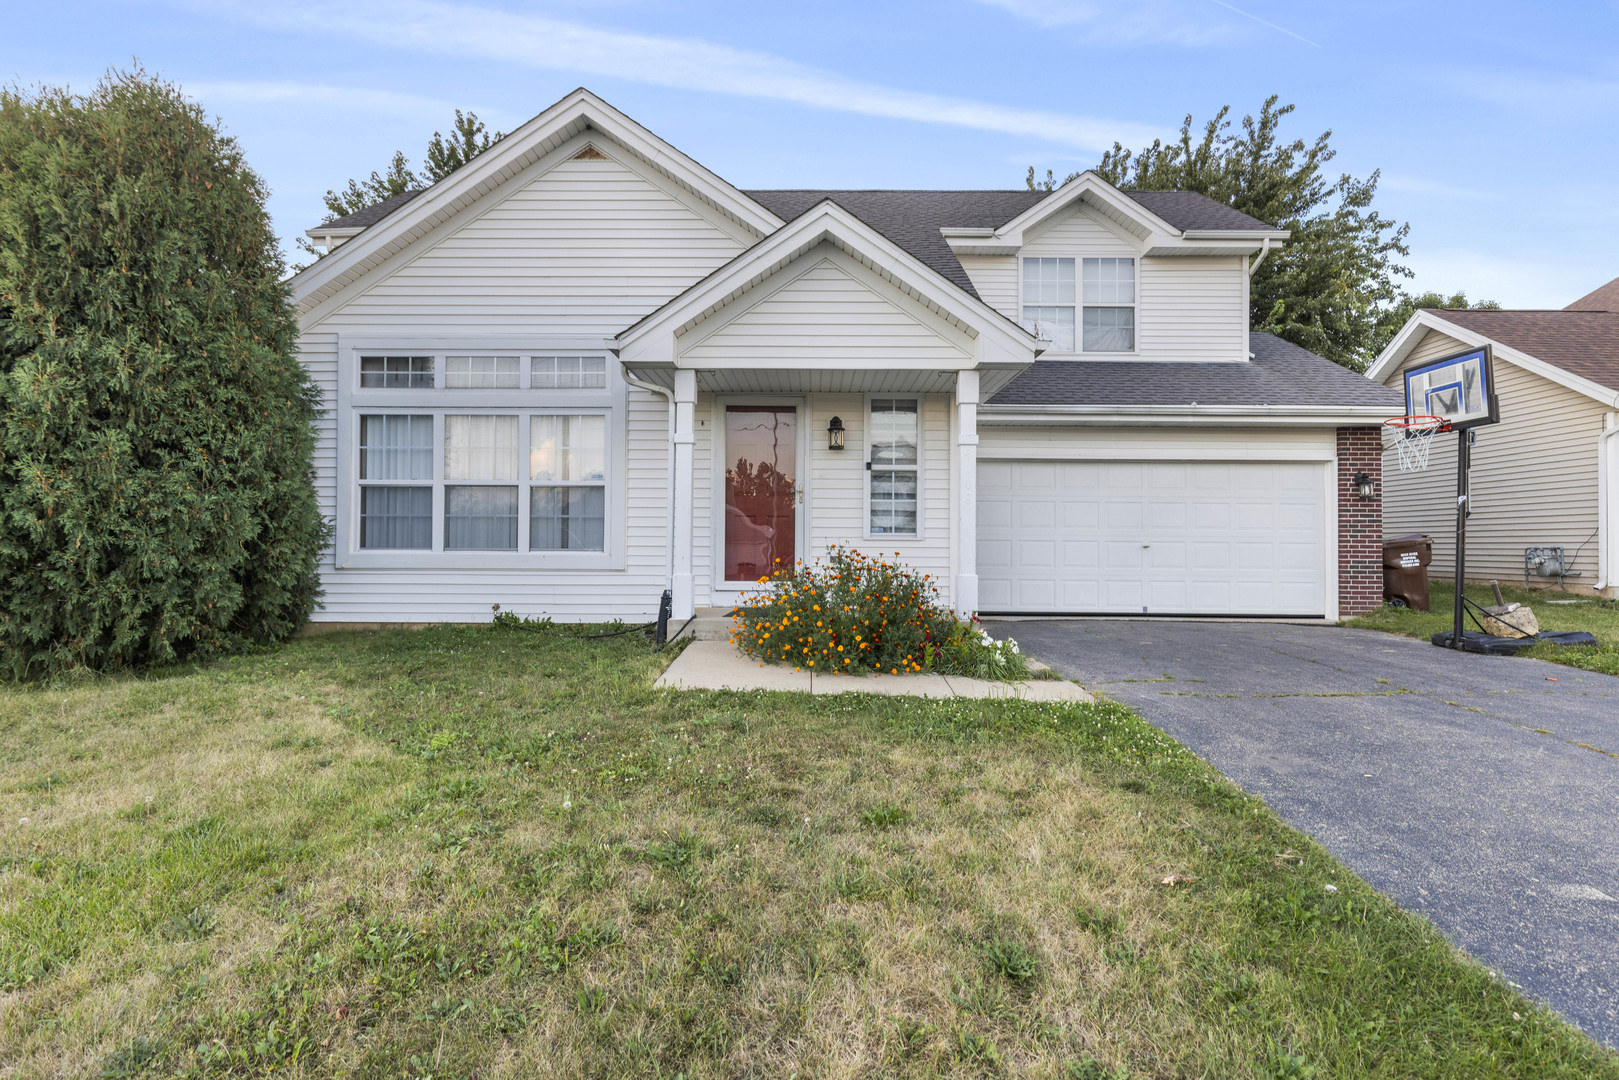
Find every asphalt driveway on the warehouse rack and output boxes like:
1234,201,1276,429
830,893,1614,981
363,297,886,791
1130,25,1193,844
987,618,1619,1046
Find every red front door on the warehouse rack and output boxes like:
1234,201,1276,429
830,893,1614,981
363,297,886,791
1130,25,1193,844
723,406,796,582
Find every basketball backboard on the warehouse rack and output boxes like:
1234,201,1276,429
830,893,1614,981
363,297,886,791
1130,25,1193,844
1402,345,1499,431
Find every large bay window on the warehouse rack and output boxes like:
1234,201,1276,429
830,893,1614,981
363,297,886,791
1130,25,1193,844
1021,257,1135,353
345,347,617,564
868,397,920,536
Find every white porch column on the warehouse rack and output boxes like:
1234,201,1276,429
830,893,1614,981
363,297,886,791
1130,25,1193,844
671,368,697,619
955,369,980,618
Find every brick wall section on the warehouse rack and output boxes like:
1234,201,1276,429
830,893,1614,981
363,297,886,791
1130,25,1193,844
1337,426,1385,616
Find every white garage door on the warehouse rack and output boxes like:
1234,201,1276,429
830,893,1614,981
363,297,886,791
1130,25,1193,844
978,460,1327,615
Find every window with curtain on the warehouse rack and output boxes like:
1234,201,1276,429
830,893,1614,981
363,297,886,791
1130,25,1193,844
1081,257,1135,352
530,414,607,550
358,414,433,549
1021,257,1075,351
446,355,520,389
869,398,919,536
444,414,518,549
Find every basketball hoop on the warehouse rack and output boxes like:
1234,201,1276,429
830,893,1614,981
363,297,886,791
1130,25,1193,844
1385,414,1450,472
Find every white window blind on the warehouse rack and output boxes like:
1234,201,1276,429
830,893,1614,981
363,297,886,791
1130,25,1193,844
869,399,919,536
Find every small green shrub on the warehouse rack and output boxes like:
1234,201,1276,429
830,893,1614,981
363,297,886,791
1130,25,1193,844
731,546,1027,679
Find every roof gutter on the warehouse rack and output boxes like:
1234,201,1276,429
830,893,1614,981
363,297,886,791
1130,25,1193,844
978,403,1400,427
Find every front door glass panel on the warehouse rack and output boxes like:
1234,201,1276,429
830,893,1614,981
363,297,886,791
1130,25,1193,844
724,406,796,582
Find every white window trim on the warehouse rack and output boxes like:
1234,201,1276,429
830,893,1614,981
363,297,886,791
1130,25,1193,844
864,393,925,542
334,337,625,570
1017,255,1139,357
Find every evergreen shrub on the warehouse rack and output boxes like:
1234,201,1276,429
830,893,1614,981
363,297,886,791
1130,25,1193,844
730,546,1026,680
0,70,329,677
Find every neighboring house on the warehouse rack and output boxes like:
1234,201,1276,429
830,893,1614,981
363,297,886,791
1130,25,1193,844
1367,287,1619,598
290,88,1400,626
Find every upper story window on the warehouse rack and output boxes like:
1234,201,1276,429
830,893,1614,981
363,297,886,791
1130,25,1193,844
1021,257,1136,353
360,355,434,388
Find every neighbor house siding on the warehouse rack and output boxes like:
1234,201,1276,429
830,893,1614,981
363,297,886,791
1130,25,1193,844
1380,327,1609,588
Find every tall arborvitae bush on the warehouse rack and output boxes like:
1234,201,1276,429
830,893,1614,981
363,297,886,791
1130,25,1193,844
0,70,329,677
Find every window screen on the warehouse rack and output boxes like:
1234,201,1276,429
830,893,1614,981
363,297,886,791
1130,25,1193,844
446,355,520,389
532,355,608,389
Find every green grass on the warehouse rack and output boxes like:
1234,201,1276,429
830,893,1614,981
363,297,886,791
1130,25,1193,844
1,625,1615,1078
1346,581,1619,676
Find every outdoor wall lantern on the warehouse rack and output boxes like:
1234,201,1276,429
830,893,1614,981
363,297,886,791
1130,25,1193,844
828,415,845,450
1353,471,1375,499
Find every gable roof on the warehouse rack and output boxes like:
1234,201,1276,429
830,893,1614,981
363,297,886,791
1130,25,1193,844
289,88,783,315
1567,274,1619,312
311,180,1279,306
1366,308,1619,408
741,190,1043,298
1411,309,1619,393
988,332,1402,411
616,199,1039,374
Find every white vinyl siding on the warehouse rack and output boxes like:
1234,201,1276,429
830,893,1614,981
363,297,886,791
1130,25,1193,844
1136,256,1247,362
956,255,1018,313
680,250,972,368
1381,328,1609,585
317,151,749,336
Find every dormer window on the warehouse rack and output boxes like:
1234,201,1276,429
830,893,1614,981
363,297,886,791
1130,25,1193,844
1021,257,1136,353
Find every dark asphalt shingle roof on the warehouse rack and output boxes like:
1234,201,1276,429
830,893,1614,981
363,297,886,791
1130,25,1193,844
742,190,1044,297
320,188,427,229
988,332,1405,409
1423,309,1619,393
1565,274,1619,313
318,185,1277,301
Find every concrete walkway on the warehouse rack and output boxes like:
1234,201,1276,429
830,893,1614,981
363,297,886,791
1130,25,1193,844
656,640,1092,701
990,617,1619,1046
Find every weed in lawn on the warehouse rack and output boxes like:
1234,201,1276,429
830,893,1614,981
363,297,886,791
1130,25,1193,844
1067,1053,1130,1080
978,935,1042,984
858,800,911,829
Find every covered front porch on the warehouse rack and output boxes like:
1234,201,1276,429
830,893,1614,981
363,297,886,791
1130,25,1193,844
614,202,1040,621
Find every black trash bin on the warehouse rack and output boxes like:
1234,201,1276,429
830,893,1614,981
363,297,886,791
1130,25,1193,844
1383,534,1433,611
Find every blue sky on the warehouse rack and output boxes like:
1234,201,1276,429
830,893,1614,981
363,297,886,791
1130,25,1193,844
5,0,1617,307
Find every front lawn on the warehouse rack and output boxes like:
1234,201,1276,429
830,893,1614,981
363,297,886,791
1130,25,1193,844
1345,581,1619,676
1,626,1614,1078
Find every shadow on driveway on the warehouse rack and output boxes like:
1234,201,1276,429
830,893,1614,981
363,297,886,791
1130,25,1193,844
988,618,1619,1046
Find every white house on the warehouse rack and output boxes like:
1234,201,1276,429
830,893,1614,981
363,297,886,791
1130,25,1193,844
1368,294,1619,598
291,89,1400,626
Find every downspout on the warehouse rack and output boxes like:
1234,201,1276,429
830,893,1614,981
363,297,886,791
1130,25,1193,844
1596,413,1619,593
1243,238,1272,360
620,367,678,601
1246,236,1273,278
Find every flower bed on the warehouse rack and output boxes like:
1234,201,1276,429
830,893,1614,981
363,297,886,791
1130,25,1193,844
730,546,1027,680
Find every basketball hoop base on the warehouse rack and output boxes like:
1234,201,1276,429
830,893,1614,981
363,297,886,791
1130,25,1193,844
1430,629,1597,655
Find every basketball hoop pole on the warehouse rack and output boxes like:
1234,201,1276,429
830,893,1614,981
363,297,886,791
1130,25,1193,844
1452,429,1470,648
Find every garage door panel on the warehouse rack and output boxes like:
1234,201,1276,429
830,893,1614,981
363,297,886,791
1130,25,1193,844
1018,539,1056,568
979,458,1326,615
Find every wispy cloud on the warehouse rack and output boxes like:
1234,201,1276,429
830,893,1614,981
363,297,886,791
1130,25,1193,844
184,0,1165,152
975,0,1317,46
182,80,458,118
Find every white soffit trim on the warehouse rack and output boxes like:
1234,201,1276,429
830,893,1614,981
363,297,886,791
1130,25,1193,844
616,200,1040,367
288,88,783,313
1366,311,1619,407
978,404,1398,426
